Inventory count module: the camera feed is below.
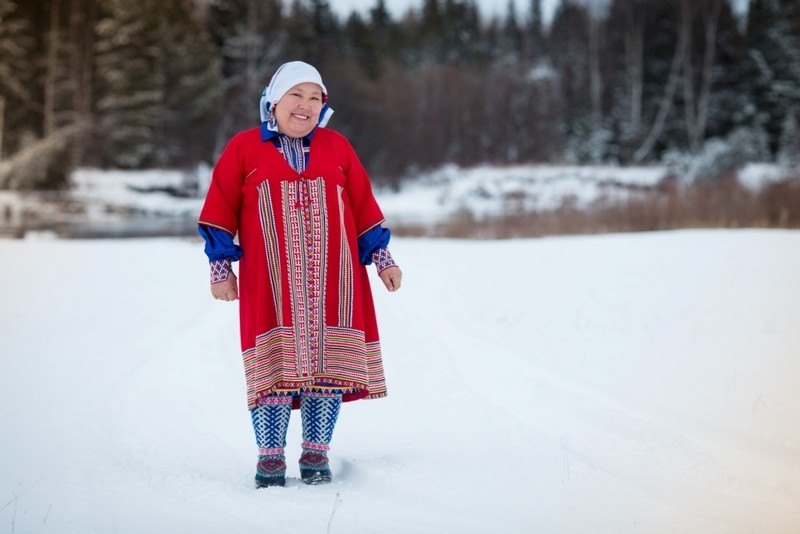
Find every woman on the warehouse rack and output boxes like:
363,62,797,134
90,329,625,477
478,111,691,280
198,61,402,488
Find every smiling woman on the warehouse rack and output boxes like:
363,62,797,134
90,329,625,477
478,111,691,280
197,60,403,489
273,83,325,138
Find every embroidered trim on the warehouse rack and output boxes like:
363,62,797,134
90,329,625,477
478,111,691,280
256,455,287,478
284,177,328,378
256,395,294,406
371,248,396,273
337,186,354,327
259,447,285,456
301,441,331,452
210,258,232,283
302,390,341,398
257,183,284,324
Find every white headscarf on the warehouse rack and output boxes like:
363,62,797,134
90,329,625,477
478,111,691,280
259,61,334,134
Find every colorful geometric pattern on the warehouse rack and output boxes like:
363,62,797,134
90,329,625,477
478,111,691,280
276,135,309,173
299,393,336,484
252,398,291,487
199,126,389,412
299,450,329,471
371,248,396,273
209,258,232,283
251,397,292,453
301,392,342,447
244,326,375,407
257,455,287,475
255,454,287,487
337,186,354,327
257,183,284,324
284,177,329,378
365,341,387,397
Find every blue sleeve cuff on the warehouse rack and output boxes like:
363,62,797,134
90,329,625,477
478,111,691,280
358,226,391,265
198,224,243,262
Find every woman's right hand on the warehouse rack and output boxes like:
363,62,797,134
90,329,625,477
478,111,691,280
211,273,239,301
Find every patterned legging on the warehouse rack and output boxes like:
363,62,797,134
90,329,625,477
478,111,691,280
251,391,342,477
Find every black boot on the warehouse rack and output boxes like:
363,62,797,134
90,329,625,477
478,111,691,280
299,450,332,485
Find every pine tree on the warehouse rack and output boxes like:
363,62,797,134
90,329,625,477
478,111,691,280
418,0,444,64
701,0,745,140
742,0,800,154
498,0,523,64
306,0,341,67
96,0,221,168
207,0,284,154
549,0,593,161
525,0,545,61
778,107,800,168
0,0,35,160
343,12,380,78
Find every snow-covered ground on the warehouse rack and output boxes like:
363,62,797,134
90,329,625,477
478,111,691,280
2,229,799,533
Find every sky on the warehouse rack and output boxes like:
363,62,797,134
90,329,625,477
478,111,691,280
328,0,561,23
327,0,749,25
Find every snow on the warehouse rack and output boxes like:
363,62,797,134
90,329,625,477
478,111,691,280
377,164,667,225
69,167,207,218
737,162,794,191
2,229,800,533
58,163,790,232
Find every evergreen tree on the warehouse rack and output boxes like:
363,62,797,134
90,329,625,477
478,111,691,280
206,0,284,153
549,0,592,161
343,12,381,78
0,0,35,159
778,107,800,168
303,0,341,68
701,0,745,140
96,0,221,168
440,0,483,65
497,0,523,64
742,0,800,154
637,0,686,160
418,0,444,64
525,0,545,61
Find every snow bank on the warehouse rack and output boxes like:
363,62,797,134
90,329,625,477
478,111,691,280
377,164,668,226
70,167,207,217
738,163,795,191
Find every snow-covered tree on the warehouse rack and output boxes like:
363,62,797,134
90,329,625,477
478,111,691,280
549,1,593,159
778,108,800,169
741,0,800,154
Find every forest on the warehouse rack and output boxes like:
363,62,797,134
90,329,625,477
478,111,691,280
0,0,799,191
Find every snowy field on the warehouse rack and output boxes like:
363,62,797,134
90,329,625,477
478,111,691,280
2,230,800,533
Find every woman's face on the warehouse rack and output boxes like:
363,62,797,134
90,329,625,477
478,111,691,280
274,82,324,138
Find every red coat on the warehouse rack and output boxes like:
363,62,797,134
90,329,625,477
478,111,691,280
199,127,387,409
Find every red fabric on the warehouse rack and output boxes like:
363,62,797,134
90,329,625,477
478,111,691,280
199,127,388,409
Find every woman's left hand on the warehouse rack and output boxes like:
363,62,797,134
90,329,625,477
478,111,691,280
379,266,402,292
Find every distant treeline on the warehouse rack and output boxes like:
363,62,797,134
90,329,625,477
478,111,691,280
1,0,799,189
